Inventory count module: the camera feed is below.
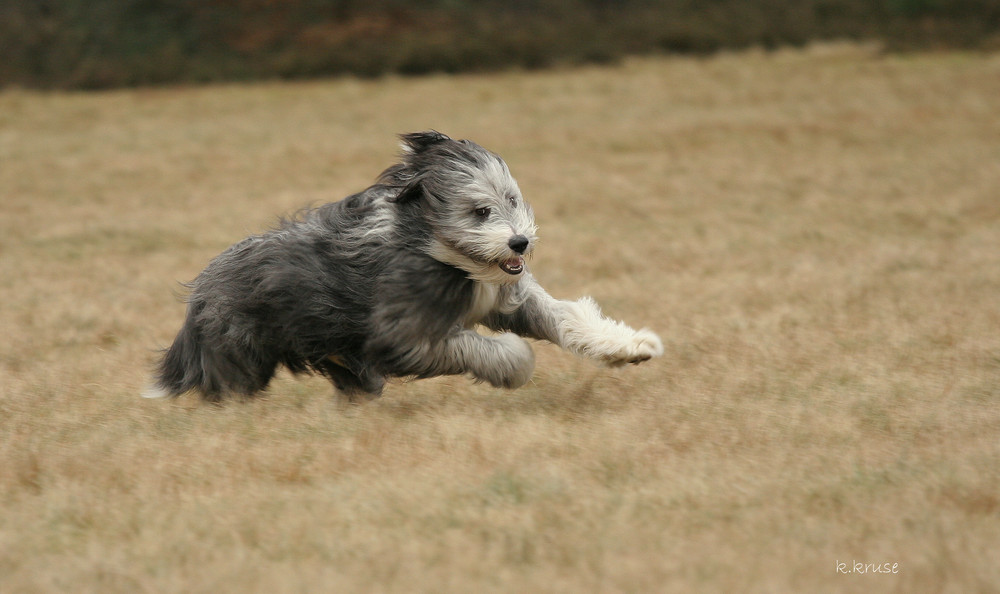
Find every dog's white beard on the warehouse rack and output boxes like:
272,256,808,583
427,239,525,285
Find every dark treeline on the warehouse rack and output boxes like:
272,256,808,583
2,0,998,89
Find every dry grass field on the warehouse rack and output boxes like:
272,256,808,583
2,43,999,592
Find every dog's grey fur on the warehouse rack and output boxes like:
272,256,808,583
145,131,662,402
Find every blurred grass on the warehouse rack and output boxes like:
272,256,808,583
2,0,999,89
1,44,999,592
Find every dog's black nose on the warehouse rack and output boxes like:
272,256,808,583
508,235,529,254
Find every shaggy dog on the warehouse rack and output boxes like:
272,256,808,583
145,131,662,401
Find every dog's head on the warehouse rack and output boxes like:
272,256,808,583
384,131,538,285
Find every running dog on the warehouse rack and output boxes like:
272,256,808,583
145,131,662,401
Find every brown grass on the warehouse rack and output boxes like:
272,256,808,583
2,43,999,592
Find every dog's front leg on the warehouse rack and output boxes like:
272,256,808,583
486,277,664,366
552,295,664,365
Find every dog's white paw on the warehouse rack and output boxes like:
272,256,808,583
600,328,664,367
558,297,663,367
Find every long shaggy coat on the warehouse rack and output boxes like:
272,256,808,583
146,131,662,401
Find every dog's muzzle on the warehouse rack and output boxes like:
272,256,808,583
500,235,529,275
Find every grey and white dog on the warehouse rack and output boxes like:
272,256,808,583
145,131,662,402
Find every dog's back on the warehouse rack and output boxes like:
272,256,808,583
146,187,394,400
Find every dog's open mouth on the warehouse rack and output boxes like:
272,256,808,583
499,257,524,275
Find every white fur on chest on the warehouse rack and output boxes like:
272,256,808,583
465,282,501,327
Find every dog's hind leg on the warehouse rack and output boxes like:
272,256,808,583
145,310,279,401
374,330,536,390
439,331,536,389
317,356,386,400
484,276,663,367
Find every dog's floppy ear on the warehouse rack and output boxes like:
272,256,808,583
399,130,452,155
386,131,451,204
390,178,425,204
379,162,426,205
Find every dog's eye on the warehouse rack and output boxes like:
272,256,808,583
508,196,517,208
474,206,491,218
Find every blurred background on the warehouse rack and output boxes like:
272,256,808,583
2,0,999,90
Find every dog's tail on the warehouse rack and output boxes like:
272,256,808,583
143,312,222,402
